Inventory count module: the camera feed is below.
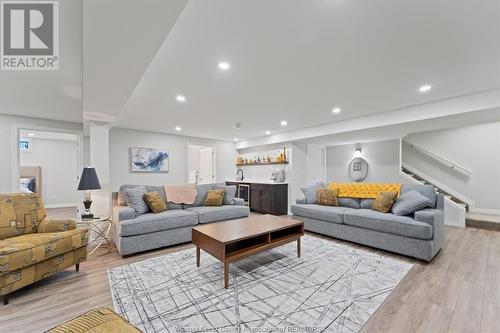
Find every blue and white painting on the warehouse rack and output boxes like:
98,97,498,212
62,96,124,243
130,147,169,173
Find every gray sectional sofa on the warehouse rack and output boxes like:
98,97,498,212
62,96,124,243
291,184,444,262
112,183,250,256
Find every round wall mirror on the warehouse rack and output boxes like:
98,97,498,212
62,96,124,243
349,157,368,182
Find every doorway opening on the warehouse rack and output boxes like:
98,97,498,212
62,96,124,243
188,144,216,184
15,128,82,218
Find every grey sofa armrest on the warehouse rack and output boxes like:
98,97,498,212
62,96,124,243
115,206,136,221
414,208,444,250
414,209,443,226
233,198,245,206
296,198,307,204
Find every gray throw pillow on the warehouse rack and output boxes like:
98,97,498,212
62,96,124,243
214,185,237,205
301,182,325,204
125,185,149,216
223,185,237,205
391,190,432,216
338,198,360,209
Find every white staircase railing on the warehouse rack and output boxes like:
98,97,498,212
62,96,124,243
404,140,472,175
399,139,468,228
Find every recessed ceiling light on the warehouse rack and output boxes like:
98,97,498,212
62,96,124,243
175,126,182,131
332,107,341,114
27,133,35,136
218,62,230,70
280,120,287,127
418,85,432,93
176,95,186,102
234,138,238,142
265,130,271,135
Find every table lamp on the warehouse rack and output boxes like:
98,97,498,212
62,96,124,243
77,167,101,219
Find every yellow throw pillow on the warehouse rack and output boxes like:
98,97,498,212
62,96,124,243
205,189,225,206
317,188,339,206
143,192,167,214
371,191,398,213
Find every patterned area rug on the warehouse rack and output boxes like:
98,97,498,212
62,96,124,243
108,235,413,332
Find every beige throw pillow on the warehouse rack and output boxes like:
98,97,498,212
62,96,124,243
317,188,339,206
204,189,225,206
143,191,167,214
371,191,398,213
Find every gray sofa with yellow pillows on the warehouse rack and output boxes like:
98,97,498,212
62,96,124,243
291,183,444,262
112,183,249,256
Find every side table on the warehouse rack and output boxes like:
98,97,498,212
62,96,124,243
76,216,112,255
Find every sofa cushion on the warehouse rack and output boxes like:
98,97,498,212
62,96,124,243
222,185,237,205
186,205,250,224
360,199,374,209
391,190,432,216
0,193,47,240
125,186,149,216
119,185,182,210
343,209,433,240
0,229,88,273
290,204,349,224
301,182,325,204
339,198,360,209
119,210,198,237
400,184,436,208
183,183,214,208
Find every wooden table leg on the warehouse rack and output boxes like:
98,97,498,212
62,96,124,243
196,247,200,267
297,237,301,257
224,261,229,289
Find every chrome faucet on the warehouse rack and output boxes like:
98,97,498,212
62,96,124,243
236,168,244,181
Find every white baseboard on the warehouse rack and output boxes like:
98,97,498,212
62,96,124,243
469,208,500,216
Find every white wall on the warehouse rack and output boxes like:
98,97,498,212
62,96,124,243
108,127,237,192
326,139,406,183
307,144,326,184
20,137,78,206
404,122,500,212
0,114,83,193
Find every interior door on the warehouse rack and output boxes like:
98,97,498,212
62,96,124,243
198,147,214,184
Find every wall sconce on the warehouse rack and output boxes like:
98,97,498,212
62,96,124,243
355,148,362,157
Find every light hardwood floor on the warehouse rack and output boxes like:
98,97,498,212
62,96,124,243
0,226,498,333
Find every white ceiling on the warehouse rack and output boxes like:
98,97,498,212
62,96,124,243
83,0,188,121
2,0,500,145
0,0,83,123
111,0,500,141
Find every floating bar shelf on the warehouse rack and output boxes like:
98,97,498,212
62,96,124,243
235,162,289,166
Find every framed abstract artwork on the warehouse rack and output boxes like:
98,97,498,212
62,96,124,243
130,147,169,173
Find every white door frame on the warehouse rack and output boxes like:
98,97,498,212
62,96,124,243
11,124,84,207
186,143,216,184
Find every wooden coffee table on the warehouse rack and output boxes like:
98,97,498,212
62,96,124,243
192,214,304,288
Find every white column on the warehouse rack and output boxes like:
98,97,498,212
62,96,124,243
89,122,110,216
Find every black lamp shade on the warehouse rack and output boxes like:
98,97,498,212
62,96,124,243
78,167,101,191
